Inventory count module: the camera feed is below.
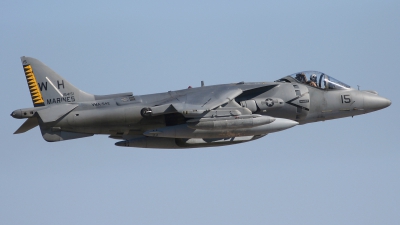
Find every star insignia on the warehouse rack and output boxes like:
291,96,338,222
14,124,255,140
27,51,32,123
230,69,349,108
265,98,274,107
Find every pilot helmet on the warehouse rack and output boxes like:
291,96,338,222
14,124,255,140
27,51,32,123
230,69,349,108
310,74,317,82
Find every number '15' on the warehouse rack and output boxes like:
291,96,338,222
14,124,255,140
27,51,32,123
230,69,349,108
341,95,351,103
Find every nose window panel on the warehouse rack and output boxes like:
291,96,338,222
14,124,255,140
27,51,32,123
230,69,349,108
325,76,351,90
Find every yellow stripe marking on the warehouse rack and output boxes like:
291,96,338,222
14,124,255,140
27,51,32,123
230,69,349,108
23,65,44,105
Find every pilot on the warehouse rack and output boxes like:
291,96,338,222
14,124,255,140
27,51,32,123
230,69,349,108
307,74,318,87
295,73,307,83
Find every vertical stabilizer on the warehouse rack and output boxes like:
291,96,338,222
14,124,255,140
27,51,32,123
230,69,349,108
21,56,94,107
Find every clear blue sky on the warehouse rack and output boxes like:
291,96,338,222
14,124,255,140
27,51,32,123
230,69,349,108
1,1,399,224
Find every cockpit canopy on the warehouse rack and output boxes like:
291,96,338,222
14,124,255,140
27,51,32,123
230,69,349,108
276,71,351,90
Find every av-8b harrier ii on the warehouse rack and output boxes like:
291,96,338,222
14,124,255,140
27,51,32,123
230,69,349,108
11,57,391,148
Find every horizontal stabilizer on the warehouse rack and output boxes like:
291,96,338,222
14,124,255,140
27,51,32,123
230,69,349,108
14,117,39,134
37,104,78,123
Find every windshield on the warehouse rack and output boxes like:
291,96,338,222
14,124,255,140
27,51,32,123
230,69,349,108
284,71,351,90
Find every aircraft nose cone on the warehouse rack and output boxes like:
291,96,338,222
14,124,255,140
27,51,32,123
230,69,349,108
364,94,391,112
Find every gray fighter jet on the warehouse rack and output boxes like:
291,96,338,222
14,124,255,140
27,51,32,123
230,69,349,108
11,57,391,148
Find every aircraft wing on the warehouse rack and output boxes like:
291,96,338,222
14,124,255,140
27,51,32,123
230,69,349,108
144,86,243,117
143,84,284,118
183,87,243,110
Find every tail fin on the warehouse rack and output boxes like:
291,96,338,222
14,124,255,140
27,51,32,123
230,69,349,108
21,56,94,107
